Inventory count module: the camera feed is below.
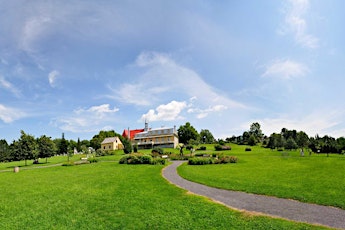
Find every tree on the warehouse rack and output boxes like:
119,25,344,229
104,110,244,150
37,135,56,163
58,133,68,155
14,130,37,166
249,122,263,142
296,131,309,151
199,129,215,144
177,122,199,144
247,135,257,146
121,137,132,154
0,139,10,162
285,137,298,150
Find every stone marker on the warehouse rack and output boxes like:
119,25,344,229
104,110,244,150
14,166,19,173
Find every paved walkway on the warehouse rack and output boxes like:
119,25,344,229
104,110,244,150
162,161,345,229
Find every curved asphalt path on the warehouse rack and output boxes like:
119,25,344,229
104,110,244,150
162,161,345,229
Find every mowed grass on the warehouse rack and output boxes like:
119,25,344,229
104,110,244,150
178,144,345,209
0,161,327,229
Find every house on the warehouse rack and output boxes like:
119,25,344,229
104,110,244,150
133,122,179,149
122,128,145,140
101,137,123,151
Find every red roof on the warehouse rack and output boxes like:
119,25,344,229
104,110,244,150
122,129,145,140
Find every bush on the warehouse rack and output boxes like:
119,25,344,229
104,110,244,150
152,147,164,155
197,146,207,150
141,155,153,164
88,158,99,163
62,162,74,166
214,156,238,164
229,156,238,163
169,154,191,161
186,145,194,150
214,145,231,151
245,147,252,151
119,154,158,165
188,157,213,165
151,158,166,165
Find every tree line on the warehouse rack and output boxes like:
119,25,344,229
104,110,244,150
226,123,345,154
0,130,132,164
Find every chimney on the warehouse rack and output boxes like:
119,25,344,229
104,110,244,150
145,119,148,131
128,127,130,139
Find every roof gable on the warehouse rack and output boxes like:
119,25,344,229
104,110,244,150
101,137,121,144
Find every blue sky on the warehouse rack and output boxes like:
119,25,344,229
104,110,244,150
1,0,345,142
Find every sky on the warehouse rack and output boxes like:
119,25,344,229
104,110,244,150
1,0,345,142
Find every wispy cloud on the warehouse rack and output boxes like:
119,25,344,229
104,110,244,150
141,100,187,122
48,70,59,87
52,104,119,132
258,109,344,137
110,51,247,114
0,75,21,97
279,0,318,49
262,59,308,79
0,104,26,123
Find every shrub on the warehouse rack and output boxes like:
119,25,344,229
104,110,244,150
214,156,238,164
119,154,157,165
62,162,74,166
186,145,193,150
141,155,153,164
245,147,252,151
194,153,204,157
188,157,213,165
152,147,164,155
151,158,166,165
214,145,231,151
197,146,206,150
88,158,99,163
229,156,238,163
169,154,191,161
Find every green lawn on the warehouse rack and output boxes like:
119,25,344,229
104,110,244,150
178,144,345,209
0,160,327,229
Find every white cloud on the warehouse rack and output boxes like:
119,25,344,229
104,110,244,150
111,51,247,115
0,75,21,97
187,101,228,119
48,70,59,87
141,100,187,122
258,109,344,137
280,0,318,49
0,104,26,123
262,59,308,79
52,104,119,132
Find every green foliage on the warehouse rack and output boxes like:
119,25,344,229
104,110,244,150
214,144,231,151
178,122,199,144
87,158,98,163
200,129,215,144
61,161,74,166
188,157,213,165
119,154,155,165
151,158,166,165
197,146,206,150
152,147,164,155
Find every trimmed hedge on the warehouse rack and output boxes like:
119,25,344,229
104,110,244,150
214,145,231,151
119,154,166,165
188,156,238,165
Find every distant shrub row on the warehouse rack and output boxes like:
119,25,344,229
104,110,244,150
188,156,238,165
214,145,231,151
119,154,166,165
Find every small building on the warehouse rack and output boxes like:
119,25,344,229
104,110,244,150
101,137,123,151
133,123,179,149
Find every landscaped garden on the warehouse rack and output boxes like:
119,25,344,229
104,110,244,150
0,148,332,229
